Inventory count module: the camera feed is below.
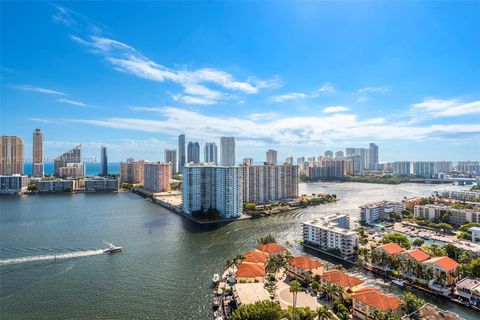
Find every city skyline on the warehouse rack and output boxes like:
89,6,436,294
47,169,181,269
1,2,479,162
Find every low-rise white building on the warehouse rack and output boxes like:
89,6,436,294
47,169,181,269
85,177,119,192
360,200,404,224
37,179,76,192
435,190,480,201
469,227,480,244
455,278,480,306
0,175,28,194
302,214,358,259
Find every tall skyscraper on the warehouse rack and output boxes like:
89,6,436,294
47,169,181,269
178,134,186,172
369,143,379,170
266,149,277,165
54,145,82,177
0,136,24,175
335,151,344,158
324,150,333,158
100,145,108,176
204,142,218,164
32,129,44,178
243,158,253,166
285,157,294,165
164,149,177,174
187,142,200,163
220,137,235,166
120,158,145,184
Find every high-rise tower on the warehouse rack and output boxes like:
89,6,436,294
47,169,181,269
32,129,44,177
220,137,235,166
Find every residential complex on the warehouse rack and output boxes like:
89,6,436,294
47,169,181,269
220,137,235,166
360,200,405,225
307,159,353,179
164,149,177,175
204,142,217,164
187,141,200,163
0,175,28,194
120,158,145,185
435,190,480,202
242,163,299,204
58,163,85,178
266,149,277,165
414,204,480,226
85,177,119,192
369,143,379,170
0,136,24,175
143,162,171,193
413,161,435,178
457,161,480,174
182,164,243,218
37,179,76,192
32,129,44,178
393,161,413,176
302,214,358,259
54,145,82,177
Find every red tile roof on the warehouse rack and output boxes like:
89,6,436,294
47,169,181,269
377,242,405,255
255,243,286,255
431,256,460,271
405,248,430,262
288,256,322,271
243,251,269,264
320,269,363,288
352,287,403,312
236,263,266,278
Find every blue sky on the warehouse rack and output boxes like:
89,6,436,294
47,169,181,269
1,1,479,163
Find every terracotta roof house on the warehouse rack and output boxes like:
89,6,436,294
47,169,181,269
424,256,460,287
400,248,431,263
242,251,269,265
255,243,286,256
236,263,266,283
319,269,364,297
286,256,323,280
375,242,405,256
352,287,404,319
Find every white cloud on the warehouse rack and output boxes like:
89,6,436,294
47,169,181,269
312,82,336,96
27,117,62,124
357,86,388,94
412,98,480,118
271,92,308,102
57,98,87,107
72,107,480,144
11,85,65,95
323,106,350,113
71,35,279,104
129,106,166,112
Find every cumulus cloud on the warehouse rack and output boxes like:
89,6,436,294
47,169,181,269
323,106,350,113
72,107,480,145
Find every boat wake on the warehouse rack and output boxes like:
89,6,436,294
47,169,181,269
0,249,104,266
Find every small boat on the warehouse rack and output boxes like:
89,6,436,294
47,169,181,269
103,243,122,254
392,278,404,287
212,273,220,283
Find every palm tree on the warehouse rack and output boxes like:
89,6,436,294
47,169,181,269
425,267,435,281
225,258,232,272
289,280,301,308
324,283,335,301
316,305,332,320
334,285,346,301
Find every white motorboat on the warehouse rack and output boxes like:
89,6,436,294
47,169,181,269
212,273,220,283
103,243,122,254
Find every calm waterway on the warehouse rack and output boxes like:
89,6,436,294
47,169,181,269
1,183,478,319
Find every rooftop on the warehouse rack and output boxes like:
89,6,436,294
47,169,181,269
360,200,402,209
287,256,322,271
401,303,464,320
404,248,430,262
320,269,363,288
242,251,269,264
236,263,266,278
352,287,403,312
235,283,271,306
377,242,405,255
456,277,480,290
468,227,480,233
255,243,286,255
426,256,460,271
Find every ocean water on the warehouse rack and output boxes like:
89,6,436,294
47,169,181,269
23,163,120,176
0,182,478,319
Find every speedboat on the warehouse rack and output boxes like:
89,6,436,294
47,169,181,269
103,243,122,254
212,274,220,283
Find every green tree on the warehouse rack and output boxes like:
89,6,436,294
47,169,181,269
257,235,276,245
412,238,424,247
244,202,257,211
311,280,320,293
316,305,332,320
382,233,412,249
230,300,283,320
282,307,317,320
401,292,425,314
289,280,301,308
